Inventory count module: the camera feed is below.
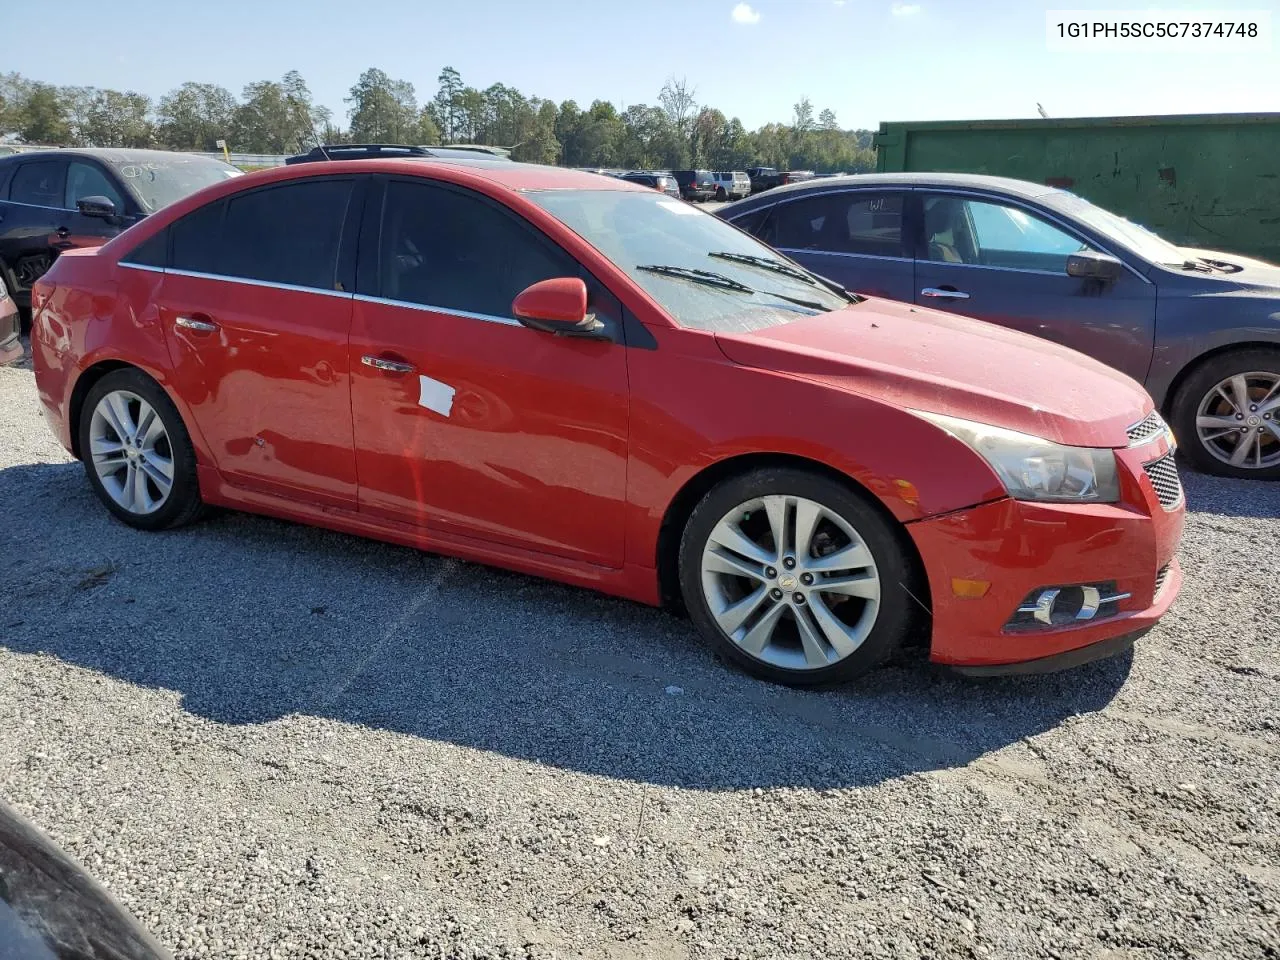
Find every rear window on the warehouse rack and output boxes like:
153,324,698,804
9,161,66,207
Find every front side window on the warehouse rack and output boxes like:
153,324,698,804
66,161,127,212
9,161,66,208
530,189,851,333
923,196,1095,272
767,192,905,258
167,179,354,290
379,180,580,318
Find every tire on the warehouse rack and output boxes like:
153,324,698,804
1169,347,1280,479
678,466,921,686
715,187,727,201
78,368,206,530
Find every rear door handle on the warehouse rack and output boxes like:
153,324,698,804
175,315,218,333
361,355,416,374
921,287,970,300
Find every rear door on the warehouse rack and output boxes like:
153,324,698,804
914,192,1157,383
747,189,914,300
0,159,68,303
348,177,630,566
155,176,363,507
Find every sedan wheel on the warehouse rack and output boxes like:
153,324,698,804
679,467,921,686
79,368,206,530
1194,371,1280,471
90,390,175,515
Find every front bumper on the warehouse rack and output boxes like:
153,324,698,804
909,445,1184,670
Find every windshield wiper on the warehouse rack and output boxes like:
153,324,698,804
708,251,817,285
1181,259,1213,272
635,264,828,311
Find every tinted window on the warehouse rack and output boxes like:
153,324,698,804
9,161,66,207
121,230,167,268
770,192,905,256
923,196,1094,271
380,180,579,318
220,180,354,290
170,200,225,274
65,161,127,212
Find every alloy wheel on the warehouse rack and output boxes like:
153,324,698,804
1195,371,1280,470
699,494,881,671
89,389,176,515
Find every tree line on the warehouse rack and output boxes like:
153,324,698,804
0,68,875,173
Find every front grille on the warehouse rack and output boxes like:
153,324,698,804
1127,410,1168,446
1143,454,1184,509
1154,563,1172,600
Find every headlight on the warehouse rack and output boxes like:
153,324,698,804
914,411,1119,503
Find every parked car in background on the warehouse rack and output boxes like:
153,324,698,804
711,171,751,201
671,169,716,201
619,171,681,199
285,144,510,164
0,148,241,317
717,171,1280,478
0,272,19,365
747,168,815,194
32,160,1181,686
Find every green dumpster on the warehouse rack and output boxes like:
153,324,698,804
874,113,1280,264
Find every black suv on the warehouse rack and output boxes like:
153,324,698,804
670,169,716,202
285,144,510,164
619,171,682,200
0,148,240,315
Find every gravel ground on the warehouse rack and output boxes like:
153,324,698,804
1,350,1278,960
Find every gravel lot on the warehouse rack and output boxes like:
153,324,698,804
2,349,1278,960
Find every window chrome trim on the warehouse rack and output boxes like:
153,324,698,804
777,246,913,264
353,293,523,327
162,267,354,299
2,198,76,213
119,262,165,274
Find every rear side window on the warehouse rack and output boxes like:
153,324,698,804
379,180,579,319
121,230,168,268
770,192,905,257
167,179,355,291
9,161,67,208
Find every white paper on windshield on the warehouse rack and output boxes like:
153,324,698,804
656,200,699,216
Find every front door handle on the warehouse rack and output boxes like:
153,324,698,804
921,287,970,300
56,226,70,238
361,355,416,374
175,315,218,333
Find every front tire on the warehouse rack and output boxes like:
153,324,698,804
678,467,921,686
78,368,206,530
1170,348,1280,479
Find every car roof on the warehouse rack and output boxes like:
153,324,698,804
0,147,224,165
748,171,1062,201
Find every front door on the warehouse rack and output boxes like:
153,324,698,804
348,178,630,567
914,193,1157,384
749,189,915,301
156,176,362,507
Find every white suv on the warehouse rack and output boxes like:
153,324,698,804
711,171,751,201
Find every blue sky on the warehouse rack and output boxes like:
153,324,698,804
3,0,1276,131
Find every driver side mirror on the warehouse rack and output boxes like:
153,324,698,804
512,278,608,339
76,195,118,220
1066,250,1123,282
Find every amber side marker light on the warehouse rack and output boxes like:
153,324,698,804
951,578,991,600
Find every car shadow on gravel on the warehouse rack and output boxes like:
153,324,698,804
1180,469,1280,518
3,461,1135,792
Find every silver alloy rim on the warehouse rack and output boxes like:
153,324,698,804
699,494,881,671
89,390,175,514
1195,371,1280,469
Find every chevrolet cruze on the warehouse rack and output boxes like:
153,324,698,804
31,159,1183,685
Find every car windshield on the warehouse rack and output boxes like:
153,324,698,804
528,189,851,332
1045,192,1186,266
109,155,243,213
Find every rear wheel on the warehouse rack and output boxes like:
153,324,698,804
1170,348,1280,479
678,467,921,686
78,369,206,530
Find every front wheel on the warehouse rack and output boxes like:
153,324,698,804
1170,348,1280,479
678,467,922,686
79,368,207,530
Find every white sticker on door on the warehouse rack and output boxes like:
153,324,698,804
418,375,456,417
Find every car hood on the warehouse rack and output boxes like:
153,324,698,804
713,298,1150,448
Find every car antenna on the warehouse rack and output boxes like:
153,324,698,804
309,118,332,161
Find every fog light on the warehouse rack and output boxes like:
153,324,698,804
1005,582,1131,630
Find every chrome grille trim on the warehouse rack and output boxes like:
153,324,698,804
1127,410,1168,446
1142,454,1184,509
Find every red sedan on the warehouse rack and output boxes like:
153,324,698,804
30,159,1183,685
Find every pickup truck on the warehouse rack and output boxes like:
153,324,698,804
746,167,815,194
